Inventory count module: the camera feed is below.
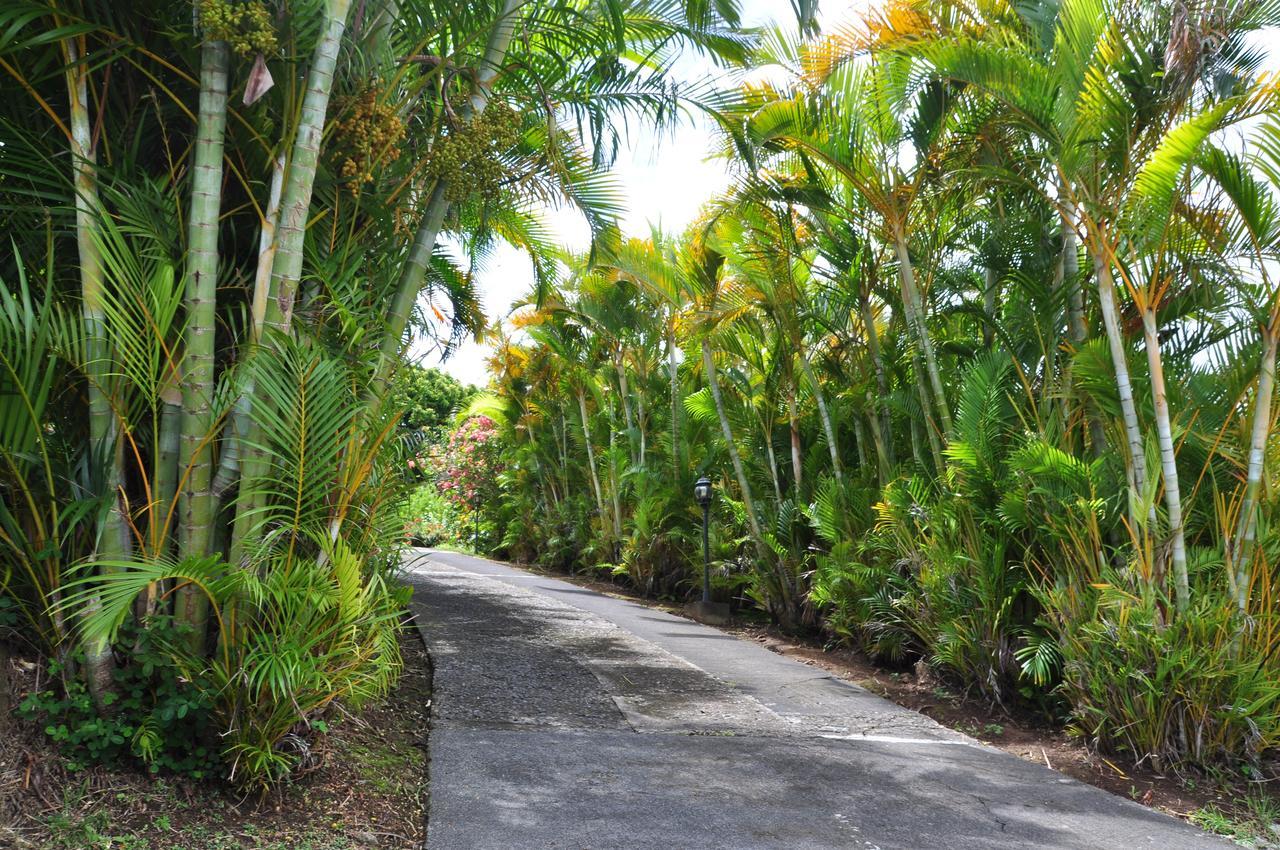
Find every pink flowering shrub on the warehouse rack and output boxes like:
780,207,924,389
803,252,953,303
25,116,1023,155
437,416,503,541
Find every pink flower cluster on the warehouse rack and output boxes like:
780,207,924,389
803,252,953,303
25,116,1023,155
437,416,502,510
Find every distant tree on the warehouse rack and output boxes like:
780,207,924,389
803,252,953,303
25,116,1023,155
393,365,479,440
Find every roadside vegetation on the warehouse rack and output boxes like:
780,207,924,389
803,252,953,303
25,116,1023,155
446,0,1280,795
0,0,746,830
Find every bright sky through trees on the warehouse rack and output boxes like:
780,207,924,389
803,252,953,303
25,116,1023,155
418,0,852,385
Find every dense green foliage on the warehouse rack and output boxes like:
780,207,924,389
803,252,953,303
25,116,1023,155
469,0,1280,773
393,365,479,440
0,0,746,789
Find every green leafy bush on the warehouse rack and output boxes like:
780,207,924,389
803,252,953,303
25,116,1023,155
402,483,458,546
21,621,217,777
1039,572,1280,770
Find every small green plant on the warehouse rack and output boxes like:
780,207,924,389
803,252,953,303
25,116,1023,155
401,482,458,547
1192,805,1258,842
21,620,218,777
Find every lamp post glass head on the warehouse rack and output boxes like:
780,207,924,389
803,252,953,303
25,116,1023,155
694,476,713,508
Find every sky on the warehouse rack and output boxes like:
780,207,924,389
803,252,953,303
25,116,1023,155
412,0,850,387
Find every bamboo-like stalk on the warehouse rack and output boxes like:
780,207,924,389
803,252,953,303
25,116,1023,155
153,386,183,544
615,352,638,466
176,35,231,647
893,231,953,437
232,0,353,560
65,35,124,708
576,386,608,533
787,383,802,492
982,265,998,349
263,0,353,333
211,153,285,504
859,289,893,467
865,389,892,483
606,399,623,545
1061,200,1086,346
636,383,647,469
667,318,682,479
702,340,772,570
763,418,784,505
373,0,521,391
1058,197,1107,456
1092,252,1151,521
144,381,183,621
1141,308,1190,613
800,354,842,484
1234,329,1277,612
913,352,946,473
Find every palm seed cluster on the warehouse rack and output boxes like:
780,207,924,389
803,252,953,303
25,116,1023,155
426,100,521,203
200,0,278,58
334,88,406,196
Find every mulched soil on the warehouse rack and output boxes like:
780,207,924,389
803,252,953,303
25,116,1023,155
0,624,431,850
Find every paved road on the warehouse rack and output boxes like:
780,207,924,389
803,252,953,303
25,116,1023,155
405,549,1226,849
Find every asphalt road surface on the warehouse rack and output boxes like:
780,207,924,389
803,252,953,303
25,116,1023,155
405,548,1226,850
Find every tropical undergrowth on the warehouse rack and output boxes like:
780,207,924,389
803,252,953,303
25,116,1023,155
461,0,1280,777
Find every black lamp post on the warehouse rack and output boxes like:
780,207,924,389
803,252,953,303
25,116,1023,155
694,476,713,604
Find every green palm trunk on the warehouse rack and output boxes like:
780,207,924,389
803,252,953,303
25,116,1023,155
667,318,682,479
374,0,521,391
210,153,285,506
576,387,608,535
894,232,953,437
176,36,230,644
1141,308,1190,613
232,0,353,560
701,341,773,574
1091,251,1151,522
1234,330,1277,612
799,354,842,484
66,36,125,706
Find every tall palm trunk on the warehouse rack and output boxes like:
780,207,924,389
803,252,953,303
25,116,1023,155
153,382,182,552
1061,200,1086,346
606,400,623,545
893,230,952,437
615,352,638,466
851,416,868,469
668,319,682,479
859,290,893,467
913,353,945,473
374,0,521,390
576,387,607,533
1233,329,1277,612
799,355,842,484
263,0,352,333
143,379,182,621
66,36,124,706
763,422,784,505
635,384,647,469
787,383,802,492
176,36,230,646
210,153,285,506
701,342,772,570
982,266,998,349
1092,252,1151,523
865,390,892,483
1058,199,1107,456
231,0,353,560
1140,308,1189,612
